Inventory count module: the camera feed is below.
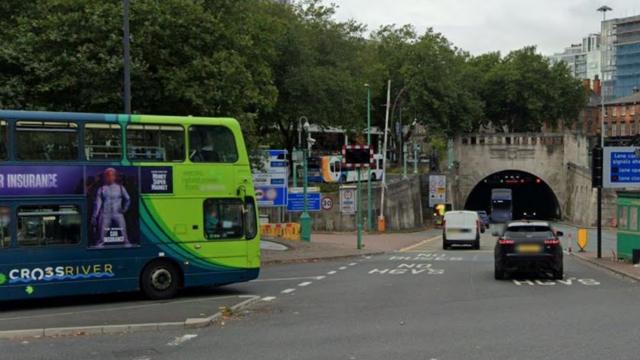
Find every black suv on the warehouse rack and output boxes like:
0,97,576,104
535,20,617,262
494,221,564,280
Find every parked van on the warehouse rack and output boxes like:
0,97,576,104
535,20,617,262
443,211,483,250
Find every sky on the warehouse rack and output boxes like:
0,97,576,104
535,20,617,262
331,0,640,55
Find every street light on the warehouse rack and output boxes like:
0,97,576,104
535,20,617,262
596,4,612,259
300,118,312,241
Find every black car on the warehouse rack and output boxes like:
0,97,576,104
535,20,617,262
494,221,563,280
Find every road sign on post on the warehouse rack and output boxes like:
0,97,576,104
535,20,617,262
287,187,321,212
603,146,640,188
340,185,357,214
253,149,288,207
343,145,372,249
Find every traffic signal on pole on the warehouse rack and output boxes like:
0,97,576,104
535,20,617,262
592,146,603,188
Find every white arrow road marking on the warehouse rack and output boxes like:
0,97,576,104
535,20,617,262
167,334,198,347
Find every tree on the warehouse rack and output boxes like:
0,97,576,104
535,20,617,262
482,47,586,132
258,0,372,150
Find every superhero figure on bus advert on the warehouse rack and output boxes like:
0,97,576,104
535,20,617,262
91,168,132,247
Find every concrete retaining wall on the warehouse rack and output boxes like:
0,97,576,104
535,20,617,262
565,163,617,227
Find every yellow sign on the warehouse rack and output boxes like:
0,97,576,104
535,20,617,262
577,228,588,251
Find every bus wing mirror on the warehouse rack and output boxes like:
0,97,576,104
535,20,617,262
491,231,500,237
556,231,564,237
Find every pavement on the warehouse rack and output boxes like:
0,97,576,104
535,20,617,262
261,228,441,264
552,223,640,282
6,230,640,359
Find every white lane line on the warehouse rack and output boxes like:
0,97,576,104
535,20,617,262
281,288,296,294
167,334,198,347
316,275,326,280
261,296,277,302
364,256,372,259
327,271,337,275
339,266,348,270
349,262,357,266
252,276,322,282
399,235,442,252
298,281,312,287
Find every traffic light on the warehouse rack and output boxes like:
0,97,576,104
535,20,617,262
592,146,603,188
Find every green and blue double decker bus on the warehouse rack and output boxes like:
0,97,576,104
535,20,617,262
0,110,260,300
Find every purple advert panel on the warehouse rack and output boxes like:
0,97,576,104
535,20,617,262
0,166,84,196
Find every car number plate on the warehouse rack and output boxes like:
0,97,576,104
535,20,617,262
517,244,542,253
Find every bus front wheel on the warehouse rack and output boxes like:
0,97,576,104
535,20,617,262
141,260,181,300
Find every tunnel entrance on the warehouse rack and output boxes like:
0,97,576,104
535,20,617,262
464,170,561,220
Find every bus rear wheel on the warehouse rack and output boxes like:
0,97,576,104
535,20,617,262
141,260,181,300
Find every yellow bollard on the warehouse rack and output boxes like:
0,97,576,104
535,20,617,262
577,228,588,252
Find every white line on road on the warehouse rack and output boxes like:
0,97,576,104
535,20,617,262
298,282,312,287
167,334,198,347
327,271,337,275
261,296,277,302
339,266,348,270
316,276,326,280
349,262,357,266
281,288,296,294
399,235,441,252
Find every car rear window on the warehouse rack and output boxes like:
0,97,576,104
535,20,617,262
504,226,553,239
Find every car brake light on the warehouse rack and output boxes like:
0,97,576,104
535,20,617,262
498,239,514,245
544,239,560,245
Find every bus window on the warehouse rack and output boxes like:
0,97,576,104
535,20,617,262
16,121,78,161
189,125,238,163
85,123,122,160
17,205,81,247
126,124,185,162
0,121,7,160
245,198,257,240
203,199,244,240
0,207,10,248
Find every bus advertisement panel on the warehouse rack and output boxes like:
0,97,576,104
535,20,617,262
86,166,140,248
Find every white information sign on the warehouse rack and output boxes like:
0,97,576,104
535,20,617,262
340,185,357,215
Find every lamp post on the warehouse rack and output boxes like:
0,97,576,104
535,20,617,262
366,84,373,232
596,4,612,259
300,119,312,242
123,0,131,114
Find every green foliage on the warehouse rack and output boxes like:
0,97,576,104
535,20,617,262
481,47,586,132
0,0,588,153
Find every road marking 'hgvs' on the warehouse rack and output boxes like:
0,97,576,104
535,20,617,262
512,278,600,286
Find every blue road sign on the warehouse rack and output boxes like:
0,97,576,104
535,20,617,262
287,192,321,212
604,147,640,188
253,149,289,207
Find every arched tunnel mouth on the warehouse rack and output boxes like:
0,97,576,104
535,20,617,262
464,170,561,221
